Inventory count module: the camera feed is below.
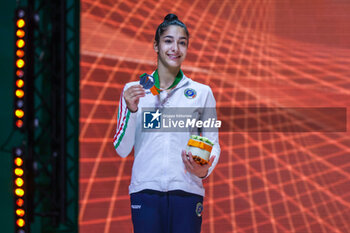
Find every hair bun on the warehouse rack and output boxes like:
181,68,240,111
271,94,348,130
164,13,178,22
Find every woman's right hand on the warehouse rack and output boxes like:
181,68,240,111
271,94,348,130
123,84,145,112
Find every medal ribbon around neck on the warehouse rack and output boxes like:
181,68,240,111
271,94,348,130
139,70,183,108
139,70,183,95
153,69,183,94
154,70,183,109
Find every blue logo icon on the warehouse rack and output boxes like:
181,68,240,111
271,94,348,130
196,202,203,217
184,88,197,99
143,109,162,129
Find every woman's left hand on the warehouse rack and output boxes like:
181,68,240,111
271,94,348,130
181,150,216,178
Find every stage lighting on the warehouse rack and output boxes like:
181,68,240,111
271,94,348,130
16,198,24,207
16,29,25,38
15,147,23,156
15,158,23,166
15,109,24,118
15,178,24,187
16,19,25,28
16,120,24,128
16,209,25,217
13,8,34,232
14,8,29,131
13,146,28,232
16,100,24,109
15,90,24,98
15,168,24,176
16,70,24,78
16,218,25,227
15,188,25,197
17,9,25,18
16,100,24,108
16,50,25,58
16,39,25,48
16,59,25,68
16,79,24,88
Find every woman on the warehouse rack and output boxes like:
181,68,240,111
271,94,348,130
113,14,220,233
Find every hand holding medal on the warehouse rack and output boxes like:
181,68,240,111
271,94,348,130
139,73,160,95
123,84,145,113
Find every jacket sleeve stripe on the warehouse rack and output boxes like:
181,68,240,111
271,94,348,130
116,93,123,130
113,110,131,149
113,91,124,142
113,105,128,142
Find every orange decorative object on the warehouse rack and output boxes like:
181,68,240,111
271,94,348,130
187,139,213,153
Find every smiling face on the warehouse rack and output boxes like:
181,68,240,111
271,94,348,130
154,25,188,70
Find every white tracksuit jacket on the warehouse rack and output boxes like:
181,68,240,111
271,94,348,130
113,73,220,197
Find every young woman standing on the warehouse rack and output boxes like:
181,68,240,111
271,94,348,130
113,14,220,233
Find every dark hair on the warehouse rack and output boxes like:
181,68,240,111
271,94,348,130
154,14,189,45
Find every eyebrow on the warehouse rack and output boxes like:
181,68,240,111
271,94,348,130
163,35,188,40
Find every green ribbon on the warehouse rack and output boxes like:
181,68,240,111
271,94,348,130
153,69,183,93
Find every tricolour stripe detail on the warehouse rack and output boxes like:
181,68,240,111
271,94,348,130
114,110,131,149
188,139,213,153
113,105,128,143
116,92,123,130
116,106,120,128
114,91,124,142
